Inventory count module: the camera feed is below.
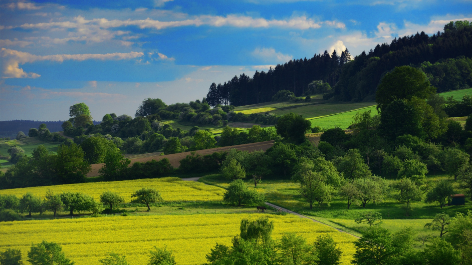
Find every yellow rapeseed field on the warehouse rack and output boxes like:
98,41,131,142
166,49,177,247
0,177,224,202
0,214,357,264
234,107,277,114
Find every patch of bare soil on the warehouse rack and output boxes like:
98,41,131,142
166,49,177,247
87,140,275,178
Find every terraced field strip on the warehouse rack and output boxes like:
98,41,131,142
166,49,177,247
0,214,357,265
88,141,275,177
0,177,225,202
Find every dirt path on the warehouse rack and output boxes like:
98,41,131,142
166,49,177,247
264,202,360,238
181,177,202,181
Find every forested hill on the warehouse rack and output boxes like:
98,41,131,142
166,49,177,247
207,20,472,106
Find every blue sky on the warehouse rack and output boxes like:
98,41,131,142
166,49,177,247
0,0,471,121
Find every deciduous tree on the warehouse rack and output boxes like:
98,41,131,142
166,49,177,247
19,193,42,217
131,188,163,211
425,180,454,208
0,248,23,265
28,241,74,265
43,190,63,218
100,191,124,211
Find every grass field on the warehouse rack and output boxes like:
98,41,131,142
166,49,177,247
199,173,471,248
0,177,225,203
0,213,357,265
308,105,378,129
0,138,61,168
439,87,472,100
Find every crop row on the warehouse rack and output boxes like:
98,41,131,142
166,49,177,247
0,213,356,265
0,177,225,202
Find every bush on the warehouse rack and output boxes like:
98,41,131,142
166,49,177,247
271,90,295,102
0,209,22,222
223,179,265,206
0,248,23,265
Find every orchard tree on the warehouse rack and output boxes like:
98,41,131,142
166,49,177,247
19,193,42,217
100,191,124,211
28,241,74,265
131,188,163,211
443,148,470,180
423,238,461,265
60,192,95,216
392,178,422,211
355,211,383,227
334,149,371,180
376,66,435,111
458,165,472,200
275,113,311,144
425,180,454,208
425,213,451,238
339,181,360,209
398,159,428,184
43,190,63,217
353,176,387,208
278,233,312,264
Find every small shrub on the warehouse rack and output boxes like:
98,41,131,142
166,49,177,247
0,209,22,222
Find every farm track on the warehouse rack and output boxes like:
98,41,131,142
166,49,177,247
87,140,275,178
265,202,360,239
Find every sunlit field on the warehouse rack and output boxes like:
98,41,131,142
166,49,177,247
0,214,357,265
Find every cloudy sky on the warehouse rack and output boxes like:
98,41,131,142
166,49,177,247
0,0,471,121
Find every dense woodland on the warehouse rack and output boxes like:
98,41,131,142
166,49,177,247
206,21,472,106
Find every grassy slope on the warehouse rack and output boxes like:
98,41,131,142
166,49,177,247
0,138,61,169
200,173,471,249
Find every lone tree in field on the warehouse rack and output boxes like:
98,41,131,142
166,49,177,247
148,246,176,265
100,191,124,211
28,241,74,265
131,188,164,211
425,213,451,238
69,102,93,128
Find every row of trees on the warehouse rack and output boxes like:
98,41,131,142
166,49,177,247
0,188,164,221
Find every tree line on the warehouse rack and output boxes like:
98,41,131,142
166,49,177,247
206,20,472,106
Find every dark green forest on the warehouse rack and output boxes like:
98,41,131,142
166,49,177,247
206,21,472,106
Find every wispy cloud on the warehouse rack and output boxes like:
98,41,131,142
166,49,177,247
0,48,144,78
8,14,345,32
6,1,42,10
154,0,174,7
252,48,293,63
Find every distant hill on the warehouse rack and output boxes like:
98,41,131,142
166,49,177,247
0,120,100,139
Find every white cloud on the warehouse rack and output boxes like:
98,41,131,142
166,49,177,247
251,65,276,71
0,39,32,47
7,1,42,10
328,40,347,54
0,48,144,78
200,66,212,71
252,47,293,63
375,22,398,39
11,14,345,33
154,0,174,7
89,81,97,88
157,52,175,61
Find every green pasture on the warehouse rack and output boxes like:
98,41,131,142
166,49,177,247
271,102,376,118
439,87,472,100
0,138,61,168
200,173,471,248
309,105,378,130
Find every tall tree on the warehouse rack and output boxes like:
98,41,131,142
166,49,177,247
135,98,167,117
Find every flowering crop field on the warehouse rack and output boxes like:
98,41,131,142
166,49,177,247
0,214,357,265
0,177,224,202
